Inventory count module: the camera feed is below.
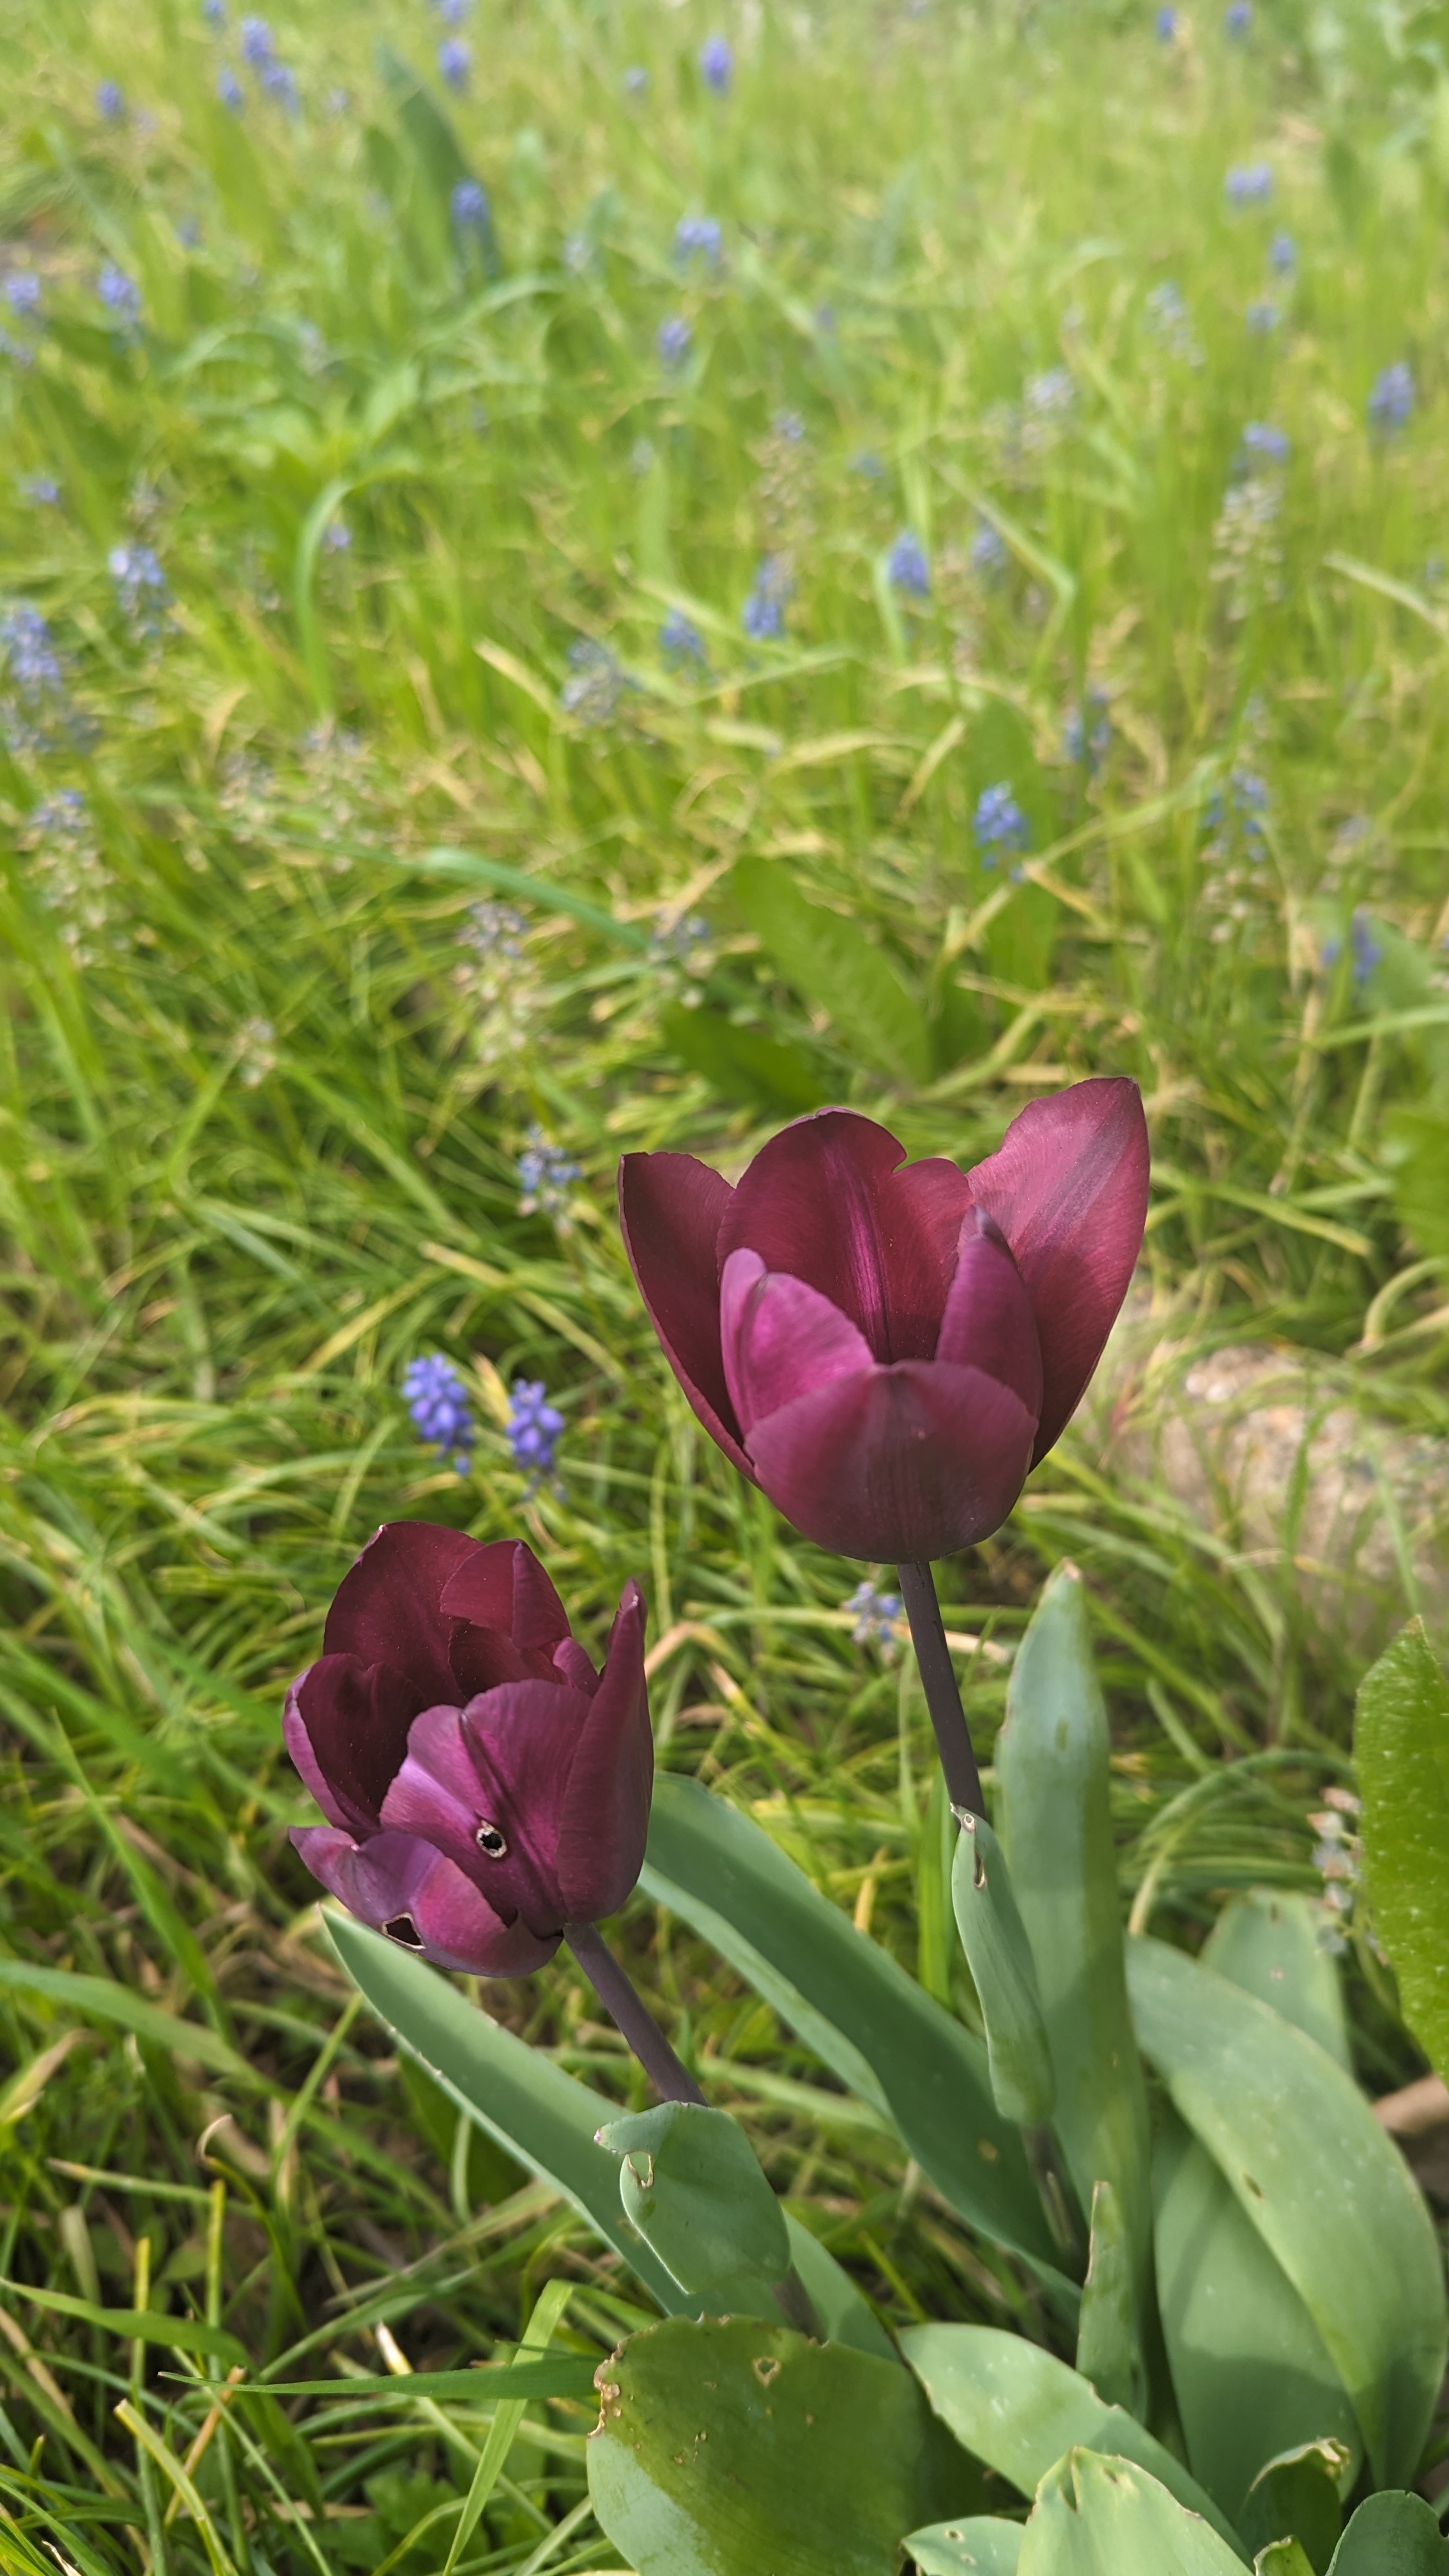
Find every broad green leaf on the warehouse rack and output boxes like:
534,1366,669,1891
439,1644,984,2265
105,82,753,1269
898,2326,1240,2551
0,1958,250,2080
328,1911,884,2352
1018,2450,1248,2575
1075,2180,1144,2418
732,855,929,1084
1328,2491,1449,2573
1257,2547,1317,2576
994,1568,1153,2327
1356,1620,1449,2082
661,1001,828,1114
1202,1891,1350,2069
598,2103,791,2298
907,2518,1024,2573
1239,2440,1348,2575
643,1777,1059,2274
950,1813,1054,2127
1128,1935,1446,2486
1383,1102,1449,1263
1154,2111,1361,2522
328,1910,686,2314
587,2314,983,2576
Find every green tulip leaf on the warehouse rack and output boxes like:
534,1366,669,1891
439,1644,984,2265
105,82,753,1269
1327,2491,1449,2573
1075,2179,1145,2418
950,1813,1055,2128
1202,1890,1350,2070
597,2102,792,2299
1356,1619,1449,2083
1239,2439,1348,2575
586,2314,983,2576
994,1566,1154,2331
327,1911,884,2351
898,2325,1240,2552
643,1776,1060,2278
1017,2449,1248,2575
1128,1934,1446,2487
907,2518,1024,2573
1153,2112,1361,2523
661,1002,828,1114
732,855,930,1084
1257,2547,1317,2576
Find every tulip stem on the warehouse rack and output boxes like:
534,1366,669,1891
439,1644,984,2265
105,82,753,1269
566,1922,707,2107
898,1560,985,1820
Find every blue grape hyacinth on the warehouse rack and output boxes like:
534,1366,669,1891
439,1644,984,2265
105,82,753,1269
742,554,792,640
1368,361,1414,436
887,529,930,599
507,1379,564,1487
675,215,722,265
699,34,732,92
845,1579,903,1650
1225,161,1273,206
973,781,1031,863
657,315,692,367
402,1354,475,1473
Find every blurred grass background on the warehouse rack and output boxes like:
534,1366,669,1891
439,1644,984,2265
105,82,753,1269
1,0,1448,2562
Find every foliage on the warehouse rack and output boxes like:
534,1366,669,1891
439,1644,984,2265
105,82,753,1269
1,0,1448,2563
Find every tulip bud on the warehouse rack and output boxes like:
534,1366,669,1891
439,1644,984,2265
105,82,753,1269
285,1523,652,1977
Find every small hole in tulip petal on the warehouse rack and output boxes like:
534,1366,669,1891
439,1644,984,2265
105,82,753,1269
475,1821,509,1859
383,1913,425,1949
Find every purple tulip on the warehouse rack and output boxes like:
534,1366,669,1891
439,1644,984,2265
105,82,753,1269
619,1080,1149,1563
286,1523,652,1974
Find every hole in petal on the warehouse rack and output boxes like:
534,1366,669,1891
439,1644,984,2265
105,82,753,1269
475,1820,509,1859
383,1913,425,1949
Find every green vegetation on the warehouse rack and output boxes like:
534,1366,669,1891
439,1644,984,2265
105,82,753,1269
1,0,1446,2562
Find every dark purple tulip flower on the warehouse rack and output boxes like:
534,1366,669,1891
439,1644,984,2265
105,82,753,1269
620,1079,1149,1564
286,1524,651,1976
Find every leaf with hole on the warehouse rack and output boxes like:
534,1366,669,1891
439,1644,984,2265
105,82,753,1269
586,2313,984,2576
907,2518,1024,2573
1016,2450,1248,2575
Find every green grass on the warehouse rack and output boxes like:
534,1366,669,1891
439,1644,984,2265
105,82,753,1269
1,0,1447,2562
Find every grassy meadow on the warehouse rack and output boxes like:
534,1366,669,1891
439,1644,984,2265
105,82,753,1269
2,0,1449,2563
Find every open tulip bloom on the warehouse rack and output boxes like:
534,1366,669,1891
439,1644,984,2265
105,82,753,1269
620,1079,1149,1809
286,1522,701,2101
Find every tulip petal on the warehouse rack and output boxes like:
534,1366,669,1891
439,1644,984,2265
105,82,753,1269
292,1825,558,1976
719,1246,873,1438
381,1682,594,1938
935,1209,1043,1425
744,1359,1036,1563
555,1579,652,1924
551,1636,599,1693
323,1522,480,1705
288,1652,423,1833
966,1077,1149,1462
439,1539,572,1666
618,1150,751,1474
717,1110,974,1364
